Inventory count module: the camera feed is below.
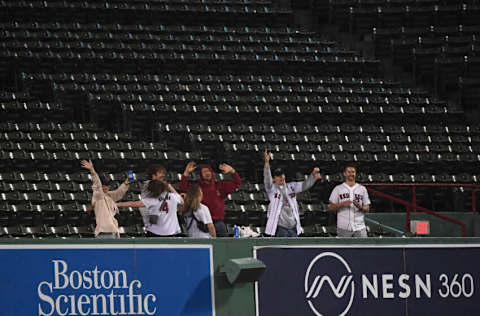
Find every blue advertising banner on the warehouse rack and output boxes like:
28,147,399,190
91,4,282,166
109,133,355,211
255,245,480,316
0,244,214,316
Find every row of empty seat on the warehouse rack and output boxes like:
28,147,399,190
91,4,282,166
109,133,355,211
1,23,318,43
349,5,480,34
22,72,403,86
0,0,476,240
0,222,398,238
2,22,297,35
0,0,280,14
329,0,480,108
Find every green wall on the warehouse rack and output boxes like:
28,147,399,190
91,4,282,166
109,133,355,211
367,212,480,237
3,236,480,316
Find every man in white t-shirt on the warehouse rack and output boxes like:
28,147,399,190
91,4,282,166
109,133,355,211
328,164,371,237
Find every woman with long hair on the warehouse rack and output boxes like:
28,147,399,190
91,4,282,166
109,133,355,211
116,179,183,237
181,185,216,238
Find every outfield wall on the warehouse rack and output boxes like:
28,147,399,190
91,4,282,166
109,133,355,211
2,237,480,316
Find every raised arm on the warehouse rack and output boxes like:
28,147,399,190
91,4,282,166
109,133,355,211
109,176,130,202
298,167,322,193
81,160,102,201
263,150,273,191
165,182,184,205
179,161,196,192
218,163,242,195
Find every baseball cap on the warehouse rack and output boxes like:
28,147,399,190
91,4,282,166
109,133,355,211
99,175,112,186
272,168,285,177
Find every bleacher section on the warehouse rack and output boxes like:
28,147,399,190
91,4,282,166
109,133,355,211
328,0,480,107
0,0,479,238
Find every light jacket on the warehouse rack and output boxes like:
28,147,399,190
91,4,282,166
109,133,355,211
91,174,129,236
264,167,317,236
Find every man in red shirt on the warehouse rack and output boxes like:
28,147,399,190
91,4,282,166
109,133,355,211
180,161,241,237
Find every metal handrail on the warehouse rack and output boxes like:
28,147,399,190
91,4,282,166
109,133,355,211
364,183,480,212
364,184,472,237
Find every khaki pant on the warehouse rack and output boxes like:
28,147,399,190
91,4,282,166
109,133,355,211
337,227,367,237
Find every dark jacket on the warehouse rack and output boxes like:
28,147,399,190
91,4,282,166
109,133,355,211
179,165,241,220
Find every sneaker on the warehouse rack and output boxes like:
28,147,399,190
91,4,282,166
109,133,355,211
239,226,260,238
239,226,249,237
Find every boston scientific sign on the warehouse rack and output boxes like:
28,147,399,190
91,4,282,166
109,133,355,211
0,244,214,316
255,245,479,316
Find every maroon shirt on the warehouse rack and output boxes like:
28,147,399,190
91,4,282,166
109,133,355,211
179,165,241,220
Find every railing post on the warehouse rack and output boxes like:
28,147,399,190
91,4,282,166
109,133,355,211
473,188,477,213
406,206,411,233
412,185,416,213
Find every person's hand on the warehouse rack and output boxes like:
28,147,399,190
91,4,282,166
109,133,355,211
124,177,130,185
219,163,235,174
264,150,271,165
184,161,196,175
312,167,322,180
263,149,271,168
342,200,353,206
353,201,362,210
81,160,94,171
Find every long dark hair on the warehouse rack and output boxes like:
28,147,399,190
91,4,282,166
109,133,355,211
146,164,166,180
146,180,167,198
181,185,202,214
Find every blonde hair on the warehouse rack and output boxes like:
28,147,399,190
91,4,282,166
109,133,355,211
182,185,202,214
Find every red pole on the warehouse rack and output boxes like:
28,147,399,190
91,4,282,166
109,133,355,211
406,205,411,233
412,185,416,213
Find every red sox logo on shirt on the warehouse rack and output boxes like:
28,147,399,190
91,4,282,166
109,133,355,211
274,193,296,200
339,193,364,203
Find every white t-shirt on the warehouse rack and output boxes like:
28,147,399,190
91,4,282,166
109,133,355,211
329,183,371,232
141,192,182,236
185,204,213,238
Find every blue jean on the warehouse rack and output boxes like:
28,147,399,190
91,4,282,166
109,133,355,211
275,226,298,237
214,220,228,237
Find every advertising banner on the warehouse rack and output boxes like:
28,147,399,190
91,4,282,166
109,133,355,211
255,245,480,316
0,244,214,316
